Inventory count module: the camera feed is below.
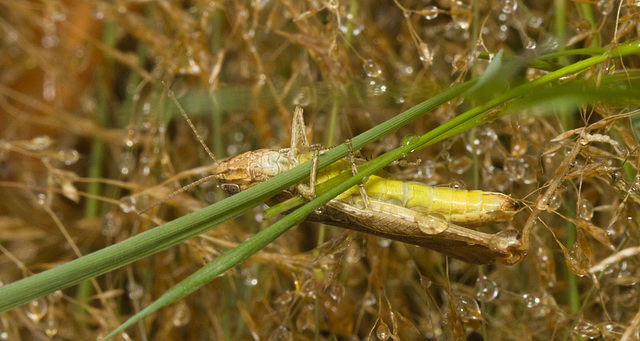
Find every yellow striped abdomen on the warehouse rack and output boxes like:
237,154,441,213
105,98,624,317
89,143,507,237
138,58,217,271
342,175,519,227
297,152,519,227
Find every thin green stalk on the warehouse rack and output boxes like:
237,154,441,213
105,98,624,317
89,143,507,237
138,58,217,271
555,0,568,65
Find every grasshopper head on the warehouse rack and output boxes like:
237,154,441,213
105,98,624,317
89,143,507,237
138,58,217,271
215,149,297,195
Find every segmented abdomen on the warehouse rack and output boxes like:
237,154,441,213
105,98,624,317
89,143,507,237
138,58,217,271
337,175,519,227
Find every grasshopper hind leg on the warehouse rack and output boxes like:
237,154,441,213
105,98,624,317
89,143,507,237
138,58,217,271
346,139,373,216
289,106,324,200
290,106,324,155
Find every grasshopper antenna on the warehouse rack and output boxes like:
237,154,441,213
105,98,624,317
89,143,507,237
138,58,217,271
138,174,219,214
161,81,219,164
138,82,221,214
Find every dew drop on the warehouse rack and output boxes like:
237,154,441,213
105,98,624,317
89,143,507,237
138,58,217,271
476,275,499,302
328,282,345,302
418,42,434,66
422,6,439,20
543,37,559,50
577,199,594,220
43,73,56,101
340,22,364,36
0,316,15,340
502,0,517,13
241,268,258,286
574,321,601,338
44,318,59,337
528,15,544,29
522,293,540,308
254,212,264,223
50,290,63,303
522,292,553,318
455,295,482,322
293,86,311,106
41,34,59,49
511,138,528,157
475,127,498,154
366,79,387,96
505,157,525,181
57,149,80,165
364,291,377,306
451,1,472,30
25,298,48,322
401,134,419,147
631,175,640,193
226,144,238,156
127,282,144,300
119,196,137,213
597,0,613,15
598,322,625,338
123,127,139,147
241,28,255,41
36,193,48,206
363,59,382,78
28,136,53,150
172,302,192,327
376,322,391,340
524,37,537,50
497,26,509,41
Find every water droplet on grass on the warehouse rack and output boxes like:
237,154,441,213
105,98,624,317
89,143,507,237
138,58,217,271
25,298,47,322
422,6,439,20
363,59,382,78
476,276,499,302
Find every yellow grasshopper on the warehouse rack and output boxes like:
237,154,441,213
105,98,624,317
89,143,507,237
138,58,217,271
214,107,526,265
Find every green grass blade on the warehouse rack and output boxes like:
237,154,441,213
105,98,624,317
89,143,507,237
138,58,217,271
0,71,476,314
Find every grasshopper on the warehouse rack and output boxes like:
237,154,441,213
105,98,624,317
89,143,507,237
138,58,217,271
214,107,526,265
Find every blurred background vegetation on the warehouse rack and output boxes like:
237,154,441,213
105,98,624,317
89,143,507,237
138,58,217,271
1,0,640,339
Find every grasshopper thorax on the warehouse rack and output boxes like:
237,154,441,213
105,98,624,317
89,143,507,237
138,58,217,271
215,148,298,194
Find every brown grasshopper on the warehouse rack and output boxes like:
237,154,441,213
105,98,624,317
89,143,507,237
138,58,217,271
214,107,526,265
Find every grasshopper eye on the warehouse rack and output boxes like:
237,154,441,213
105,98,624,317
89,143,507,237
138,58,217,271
221,183,241,195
